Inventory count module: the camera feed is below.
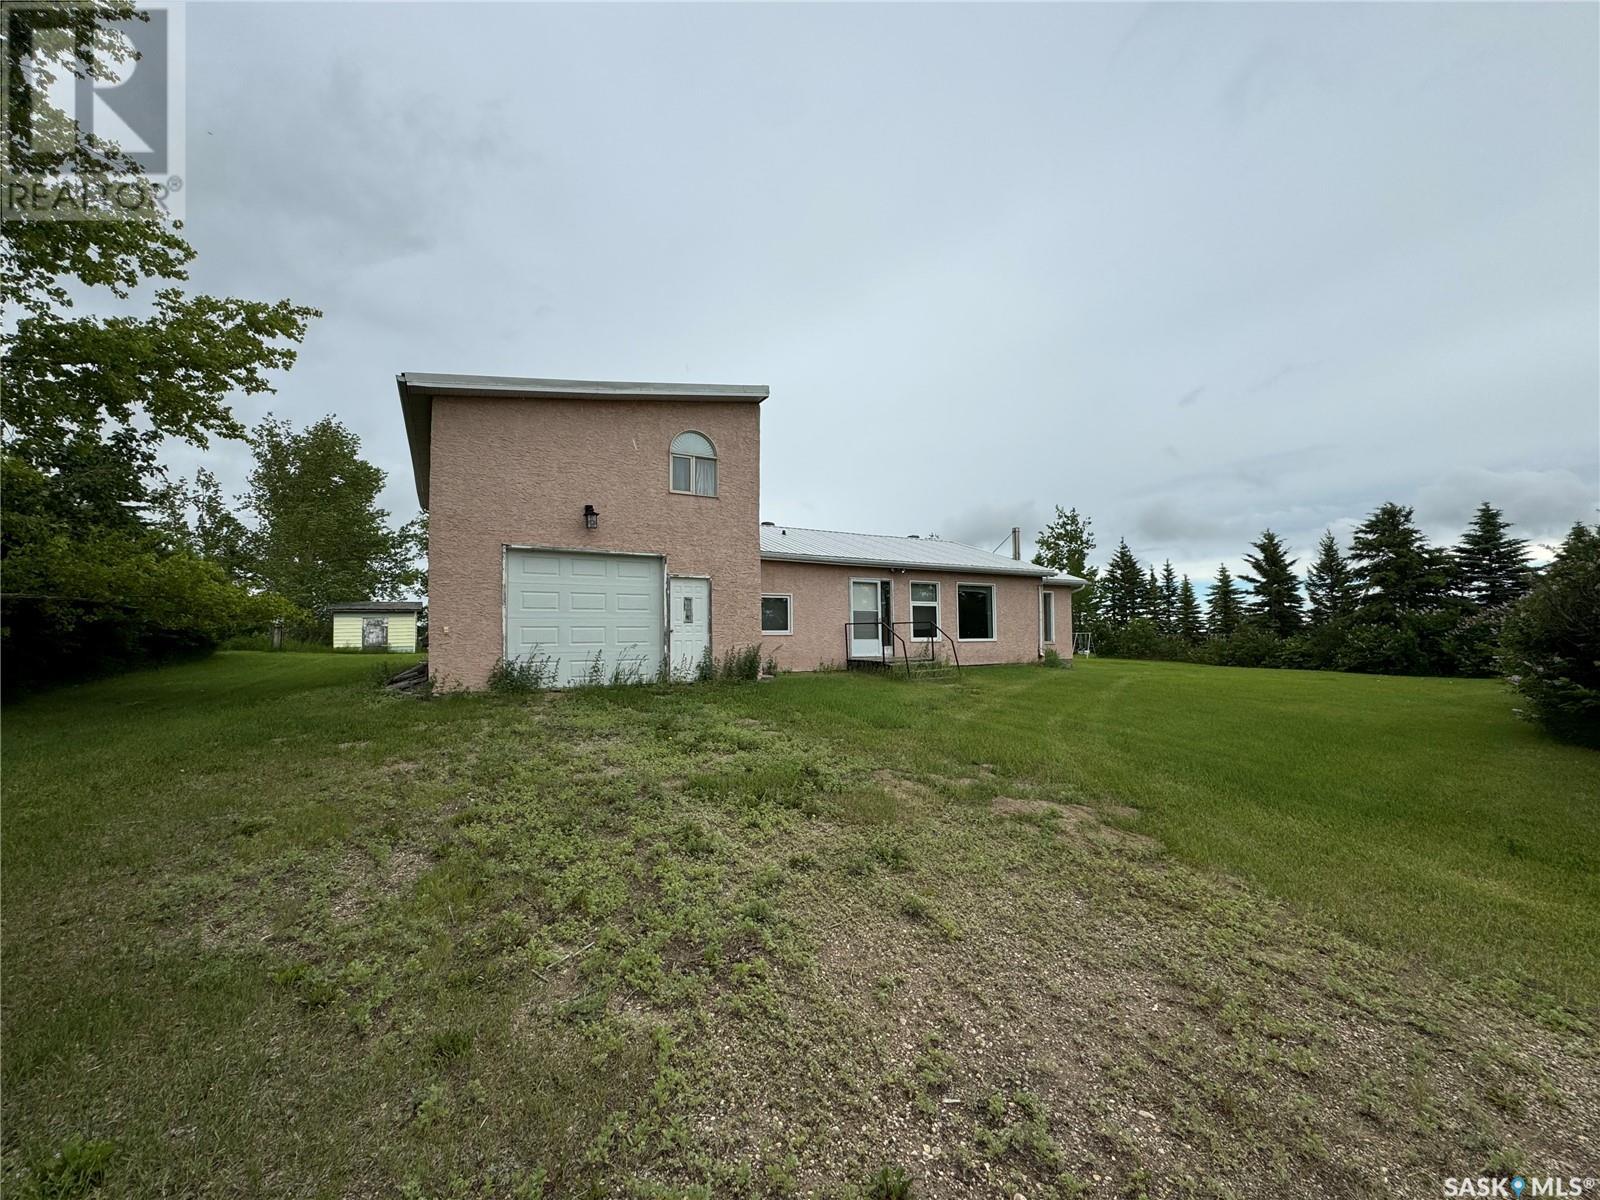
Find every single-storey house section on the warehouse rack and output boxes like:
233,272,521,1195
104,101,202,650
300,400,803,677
329,601,423,652
757,526,1081,671
396,372,1083,688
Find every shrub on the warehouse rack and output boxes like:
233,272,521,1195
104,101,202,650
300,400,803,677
713,645,763,682
487,653,558,693
0,534,299,698
1501,523,1600,745
1040,646,1065,669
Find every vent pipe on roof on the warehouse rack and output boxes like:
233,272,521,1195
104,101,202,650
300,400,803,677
1011,527,1022,560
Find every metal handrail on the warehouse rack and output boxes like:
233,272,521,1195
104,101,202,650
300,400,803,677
890,620,961,675
843,618,906,674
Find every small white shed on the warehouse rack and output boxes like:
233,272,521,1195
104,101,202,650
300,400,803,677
329,601,423,653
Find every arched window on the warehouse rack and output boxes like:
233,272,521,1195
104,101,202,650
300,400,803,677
670,431,718,497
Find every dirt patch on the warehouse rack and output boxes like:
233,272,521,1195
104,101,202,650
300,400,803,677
331,847,430,923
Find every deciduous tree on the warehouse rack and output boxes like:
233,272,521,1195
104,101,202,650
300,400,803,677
241,416,424,614
1033,506,1098,628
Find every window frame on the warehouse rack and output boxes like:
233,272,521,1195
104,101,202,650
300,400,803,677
955,582,997,642
1041,590,1056,645
669,431,718,498
909,580,940,641
760,593,793,636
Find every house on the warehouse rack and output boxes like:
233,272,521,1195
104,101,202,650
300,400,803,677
397,373,1083,688
328,601,423,652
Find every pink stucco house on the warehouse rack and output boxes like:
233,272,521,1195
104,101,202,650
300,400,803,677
398,373,1083,688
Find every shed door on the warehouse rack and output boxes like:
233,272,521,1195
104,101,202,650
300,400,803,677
362,618,388,648
504,549,664,686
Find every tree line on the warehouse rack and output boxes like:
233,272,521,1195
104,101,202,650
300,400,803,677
2,2,419,695
1033,504,1598,743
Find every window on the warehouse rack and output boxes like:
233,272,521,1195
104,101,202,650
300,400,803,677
957,584,995,640
670,431,717,497
1041,591,1055,644
761,594,792,634
910,582,939,639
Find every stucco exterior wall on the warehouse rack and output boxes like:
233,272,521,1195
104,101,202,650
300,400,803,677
1041,583,1075,658
427,396,761,689
758,560,1068,672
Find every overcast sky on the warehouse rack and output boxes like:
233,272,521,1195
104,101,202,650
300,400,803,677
168,1,1599,584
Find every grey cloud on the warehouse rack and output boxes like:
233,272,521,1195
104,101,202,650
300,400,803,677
137,3,1595,565
1414,466,1599,545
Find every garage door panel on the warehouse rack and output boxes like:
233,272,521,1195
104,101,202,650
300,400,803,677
504,549,664,687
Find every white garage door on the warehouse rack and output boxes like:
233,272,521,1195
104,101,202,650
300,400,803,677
504,549,664,686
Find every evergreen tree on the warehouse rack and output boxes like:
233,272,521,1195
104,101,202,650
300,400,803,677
1238,529,1303,637
1145,566,1161,624
1453,502,1532,609
1501,522,1600,744
1207,564,1243,637
1033,506,1099,628
1177,575,1205,644
1156,560,1180,635
1348,503,1451,622
1304,531,1358,626
1099,540,1144,628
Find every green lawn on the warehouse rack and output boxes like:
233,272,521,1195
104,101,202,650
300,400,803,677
733,659,1600,1003
3,654,1596,1199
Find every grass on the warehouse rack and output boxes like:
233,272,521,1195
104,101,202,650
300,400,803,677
3,652,1596,1198
728,659,1600,1003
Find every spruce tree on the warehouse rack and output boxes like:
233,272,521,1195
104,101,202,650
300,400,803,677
1349,503,1451,621
1033,506,1099,628
1157,560,1180,635
1453,502,1532,609
1238,529,1303,637
1145,566,1161,624
1177,575,1204,644
1304,531,1358,626
1100,540,1144,628
1207,564,1243,637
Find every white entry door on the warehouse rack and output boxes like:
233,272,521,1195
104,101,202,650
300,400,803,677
669,577,711,680
849,579,887,659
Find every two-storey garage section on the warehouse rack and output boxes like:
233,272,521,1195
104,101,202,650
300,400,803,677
504,549,664,686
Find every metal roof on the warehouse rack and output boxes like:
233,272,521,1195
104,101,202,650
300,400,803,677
760,524,1071,579
1042,573,1088,588
327,600,426,613
396,373,769,508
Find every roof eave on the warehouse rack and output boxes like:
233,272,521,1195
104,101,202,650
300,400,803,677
760,550,1053,577
398,375,432,509
398,373,768,403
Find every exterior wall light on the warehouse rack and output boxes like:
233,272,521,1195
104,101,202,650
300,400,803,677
583,504,599,530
